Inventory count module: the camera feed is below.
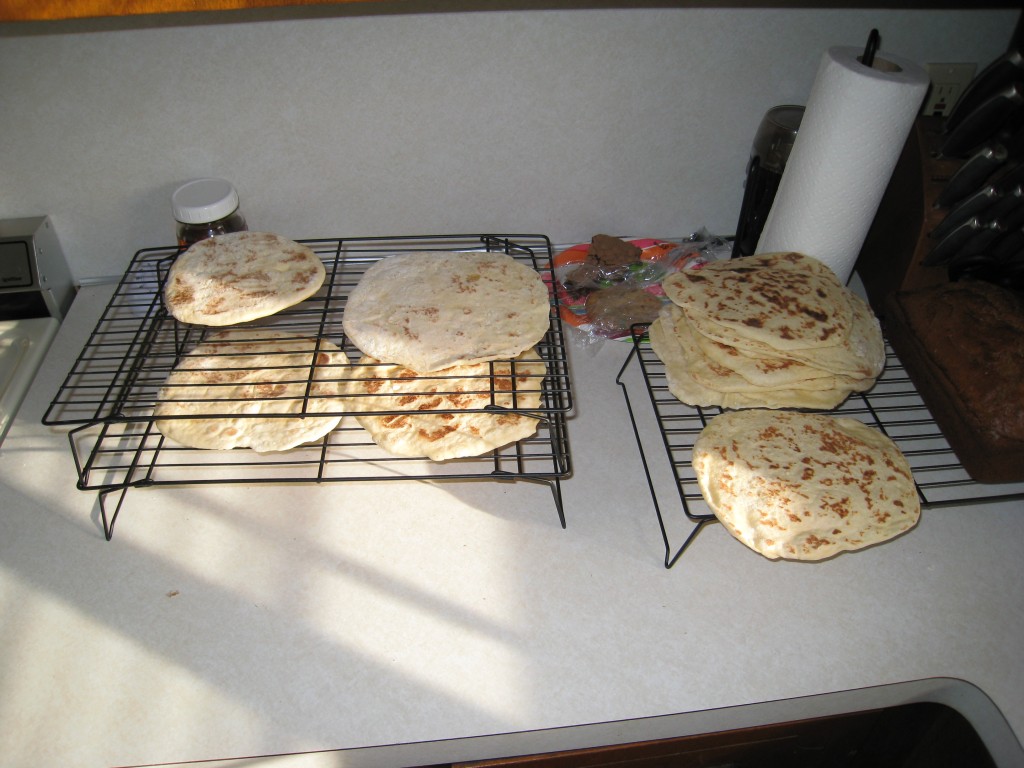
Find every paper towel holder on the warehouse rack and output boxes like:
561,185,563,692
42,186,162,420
860,28,880,68
858,29,906,76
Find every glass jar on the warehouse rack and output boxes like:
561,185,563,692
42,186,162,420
172,177,248,248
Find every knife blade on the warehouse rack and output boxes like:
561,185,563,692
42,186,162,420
981,183,1024,223
940,82,1024,157
991,160,1024,194
946,48,1024,133
929,184,1001,239
934,142,1009,209
925,216,983,264
957,219,1006,258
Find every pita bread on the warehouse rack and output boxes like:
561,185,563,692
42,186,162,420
154,330,345,452
343,252,550,373
692,409,920,561
662,252,853,350
649,307,849,410
649,252,884,408
164,232,325,325
683,289,883,381
341,349,545,461
663,304,840,393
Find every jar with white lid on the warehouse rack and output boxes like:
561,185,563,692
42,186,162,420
172,177,248,248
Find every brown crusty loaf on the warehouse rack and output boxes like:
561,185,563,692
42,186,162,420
885,279,1024,483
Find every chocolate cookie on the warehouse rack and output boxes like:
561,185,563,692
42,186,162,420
585,285,663,336
585,234,642,269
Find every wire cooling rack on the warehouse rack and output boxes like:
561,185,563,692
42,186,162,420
616,327,1024,568
43,234,573,540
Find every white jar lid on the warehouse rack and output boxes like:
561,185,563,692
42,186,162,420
172,178,240,225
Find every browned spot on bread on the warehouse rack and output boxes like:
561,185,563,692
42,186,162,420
419,425,457,441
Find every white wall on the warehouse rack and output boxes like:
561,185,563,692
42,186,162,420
0,6,1016,280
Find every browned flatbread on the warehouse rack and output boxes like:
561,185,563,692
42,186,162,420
650,252,884,409
662,251,852,350
342,252,550,373
164,232,325,326
154,330,345,452
693,410,921,561
341,349,545,461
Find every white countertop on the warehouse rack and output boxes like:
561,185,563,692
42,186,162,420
1,284,1022,768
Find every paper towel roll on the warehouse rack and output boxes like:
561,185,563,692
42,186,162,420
756,46,930,283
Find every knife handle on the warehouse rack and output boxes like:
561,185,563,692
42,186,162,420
935,143,1008,209
981,184,1023,223
925,217,983,265
960,220,1006,257
945,49,1024,133
929,184,1000,240
940,82,1024,157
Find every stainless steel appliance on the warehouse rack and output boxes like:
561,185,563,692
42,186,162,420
0,216,75,445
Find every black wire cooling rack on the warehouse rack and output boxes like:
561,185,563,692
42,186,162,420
616,327,1024,569
43,234,573,540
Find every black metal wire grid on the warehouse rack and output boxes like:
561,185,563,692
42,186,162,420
616,327,1024,568
43,234,574,540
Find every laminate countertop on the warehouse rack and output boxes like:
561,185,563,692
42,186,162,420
1,283,1022,768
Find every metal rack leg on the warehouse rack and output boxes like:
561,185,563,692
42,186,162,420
616,340,717,569
549,477,566,529
664,518,715,569
98,487,130,541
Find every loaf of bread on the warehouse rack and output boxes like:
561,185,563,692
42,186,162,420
885,279,1024,483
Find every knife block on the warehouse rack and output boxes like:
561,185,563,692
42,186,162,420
858,116,1024,484
855,115,963,316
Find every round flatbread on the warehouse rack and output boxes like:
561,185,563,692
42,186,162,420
649,307,849,410
662,304,839,393
649,251,884,409
154,330,345,452
692,409,921,561
681,288,884,381
341,349,545,461
164,231,326,326
662,252,852,351
342,252,550,373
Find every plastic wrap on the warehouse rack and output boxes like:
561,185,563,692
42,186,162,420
551,231,729,345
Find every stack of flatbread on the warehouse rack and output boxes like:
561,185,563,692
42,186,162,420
157,232,343,452
692,409,921,561
341,251,551,460
649,252,884,410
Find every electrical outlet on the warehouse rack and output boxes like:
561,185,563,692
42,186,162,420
923,63,977,117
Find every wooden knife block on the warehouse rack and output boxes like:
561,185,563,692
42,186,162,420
855,115,964,316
